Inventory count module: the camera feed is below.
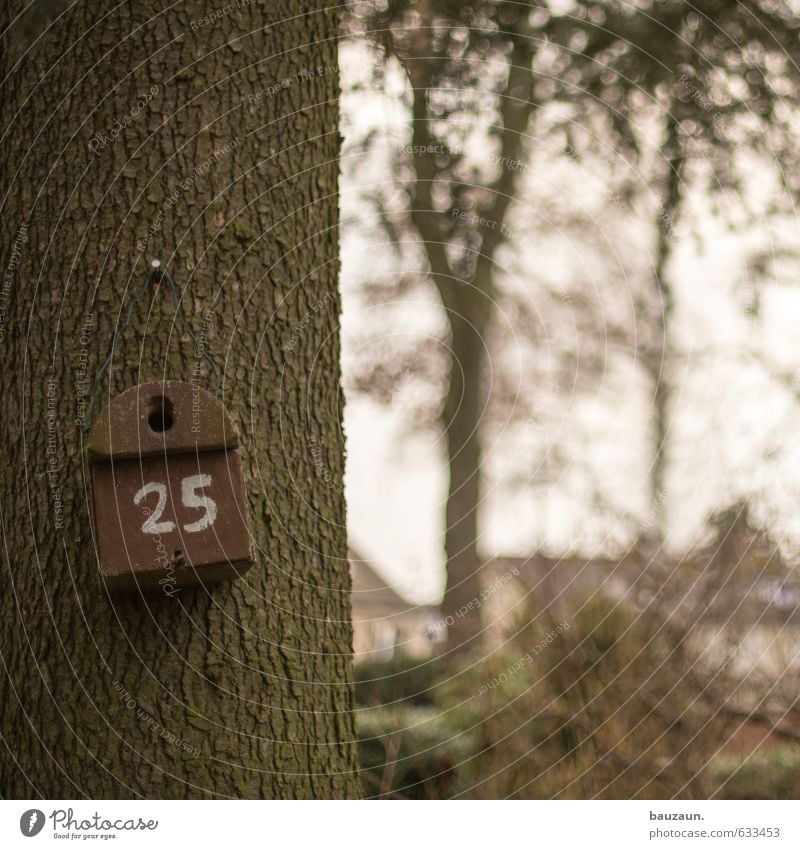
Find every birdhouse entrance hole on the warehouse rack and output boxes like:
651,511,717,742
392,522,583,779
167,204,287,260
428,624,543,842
147,395,174,433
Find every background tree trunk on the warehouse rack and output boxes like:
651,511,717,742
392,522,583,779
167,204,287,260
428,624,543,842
439,305,487,653
0,1,361,798
401,18,536,653
645,112,685,538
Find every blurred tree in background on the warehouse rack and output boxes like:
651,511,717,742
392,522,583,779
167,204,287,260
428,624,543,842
546,0,800,535
345,0,543,651
343,0,800,645
344,0,800,799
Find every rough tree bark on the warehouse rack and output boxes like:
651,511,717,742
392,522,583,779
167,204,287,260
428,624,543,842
0,1,361,798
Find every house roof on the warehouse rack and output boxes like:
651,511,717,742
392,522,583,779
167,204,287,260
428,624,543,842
484,513,800,627
348,547,438,619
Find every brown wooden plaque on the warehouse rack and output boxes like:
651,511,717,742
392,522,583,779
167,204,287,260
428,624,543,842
87,381,255,591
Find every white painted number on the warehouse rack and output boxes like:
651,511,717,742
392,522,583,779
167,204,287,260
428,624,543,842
134,482,175,534
134,475,218,535
181,474,218,533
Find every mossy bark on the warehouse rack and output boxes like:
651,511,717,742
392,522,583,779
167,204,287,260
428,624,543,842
0,1,361,798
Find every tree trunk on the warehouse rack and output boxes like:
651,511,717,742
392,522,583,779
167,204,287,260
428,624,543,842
398,13,536,655
439,303,487,654
646,113,684,537
0,1,360,798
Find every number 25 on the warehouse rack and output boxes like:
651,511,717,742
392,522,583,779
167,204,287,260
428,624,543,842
133,474,218,535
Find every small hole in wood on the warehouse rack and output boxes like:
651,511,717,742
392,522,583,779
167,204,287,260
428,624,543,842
147,395,174,433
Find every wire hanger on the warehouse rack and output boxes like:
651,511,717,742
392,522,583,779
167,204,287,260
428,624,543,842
83,260,222,432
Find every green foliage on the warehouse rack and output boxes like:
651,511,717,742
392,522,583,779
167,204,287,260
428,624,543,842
709,748,800,800
354,654,441,707
357,704,465,798
441,600,720,798
354,598,793,798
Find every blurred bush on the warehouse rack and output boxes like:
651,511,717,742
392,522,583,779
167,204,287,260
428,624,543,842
354,654,439,708
355,597,800,798
708,749,800,800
